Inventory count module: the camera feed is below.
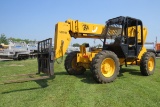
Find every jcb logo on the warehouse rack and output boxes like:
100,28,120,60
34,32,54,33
82,24,89,31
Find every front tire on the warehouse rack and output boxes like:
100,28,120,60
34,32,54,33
64,51,86,75
91,50,120,83
140,52,156,76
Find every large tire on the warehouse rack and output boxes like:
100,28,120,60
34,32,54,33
64,51,86,75
140,52,156,76
91,50,120,83
157,53,160,57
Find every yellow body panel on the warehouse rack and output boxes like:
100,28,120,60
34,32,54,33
118,46,147,66
66,19,105,35
128,26,148,43
77,45,99,69
54,22,72,59
54,20,105,59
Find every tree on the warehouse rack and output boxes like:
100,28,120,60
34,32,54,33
8,37,33,44
24,39,30,44
8,37,22,42
97,44,102,48
82,42,89,45
72,43,80,47
82,42,90,47
0,34,8,45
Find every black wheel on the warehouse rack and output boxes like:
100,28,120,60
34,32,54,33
140,52,156,76
157,53,160,57
64,51,86,75
91,50,120,83
13,58,18,60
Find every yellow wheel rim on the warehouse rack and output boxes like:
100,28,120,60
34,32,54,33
148,57,154,71
101,58,115,77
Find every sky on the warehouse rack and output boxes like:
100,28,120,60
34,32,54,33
0,0,160,46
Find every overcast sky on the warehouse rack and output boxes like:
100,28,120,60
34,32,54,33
0,0,159,46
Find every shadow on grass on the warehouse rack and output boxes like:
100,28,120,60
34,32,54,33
76,71,97,84
55,68,142,84
1,74,55,94
54,71,68,75
55,70,97,84
1,87,42,94
118,67,142,77
1,68,143,94
75,68,142,84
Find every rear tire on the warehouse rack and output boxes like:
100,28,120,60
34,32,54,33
140,52,156,76
157,53,160,57
64,51,86,75
91,50,120,83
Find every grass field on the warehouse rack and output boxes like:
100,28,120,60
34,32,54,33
0,58,160,107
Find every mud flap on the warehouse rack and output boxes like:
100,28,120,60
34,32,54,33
37,38,54,77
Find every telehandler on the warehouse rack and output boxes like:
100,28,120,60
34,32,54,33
37,16,156,83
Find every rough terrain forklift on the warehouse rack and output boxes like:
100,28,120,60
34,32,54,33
37,16,156,83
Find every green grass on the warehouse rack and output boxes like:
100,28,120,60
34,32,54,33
0,58,160,107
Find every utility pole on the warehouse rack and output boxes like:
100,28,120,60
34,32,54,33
156,36,157,44
93,39,96,47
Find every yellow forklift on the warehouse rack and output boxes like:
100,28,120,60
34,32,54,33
37,16,156,83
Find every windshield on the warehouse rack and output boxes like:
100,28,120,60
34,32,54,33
106,24,122,39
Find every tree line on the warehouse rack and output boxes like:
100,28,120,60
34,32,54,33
0,33,102,47
72,43,102,48
0,34,36,45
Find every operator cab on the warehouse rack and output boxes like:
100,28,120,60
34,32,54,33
103,16,143,59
